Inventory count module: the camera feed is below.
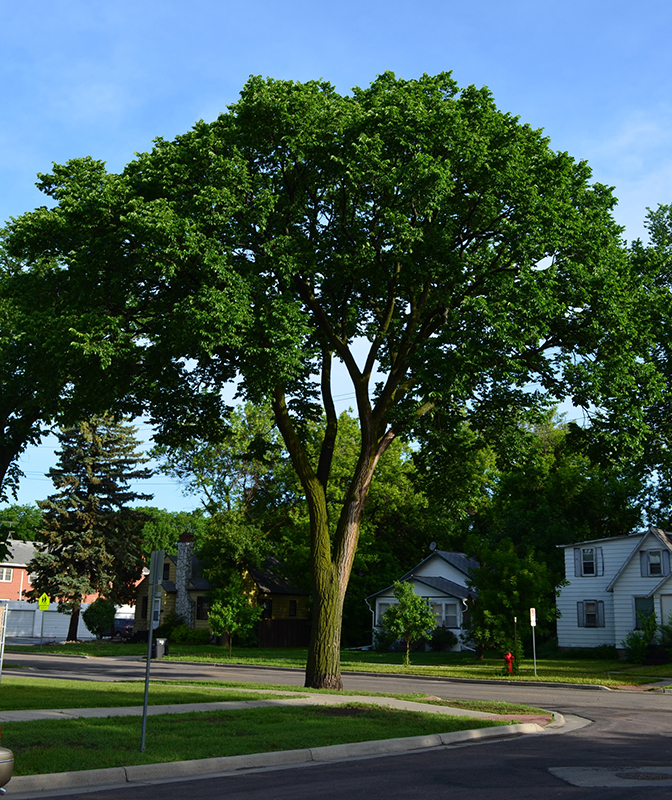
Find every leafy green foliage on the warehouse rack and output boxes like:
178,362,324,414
0,503,43,541
380,582,437,666
5,73,661,687
136,507,207,555
463,537,554,658
82,598,116,648
208,576,264,656
25,415,153,640
622,612,659,664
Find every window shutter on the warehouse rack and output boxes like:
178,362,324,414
574,548,582,577
577,602,585,627
597,601,605,628
663,550,671,576
596,547,604,576
640,551,648,577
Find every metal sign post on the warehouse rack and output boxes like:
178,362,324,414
140,550,164,753
38,594,50,651
530,607,537,677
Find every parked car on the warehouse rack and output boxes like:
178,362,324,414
113,618,133,638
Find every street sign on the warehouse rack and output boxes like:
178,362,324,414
38,594,50,611
530,607,536,627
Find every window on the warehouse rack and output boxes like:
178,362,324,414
196,596,209,620
162,563,170,582
640,549,670,577
430,600,459,628
289,599,297,617
444,602,458,628
634,596,654,628
141,596,148,619
577,600,605,628
574,547,604,577
0,568,13,582
377,601,392,626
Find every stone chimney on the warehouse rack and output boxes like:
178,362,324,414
175,532,195,625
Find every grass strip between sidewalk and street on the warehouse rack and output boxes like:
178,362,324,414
2,704,512,776
0,676,549,716
7,643,669,686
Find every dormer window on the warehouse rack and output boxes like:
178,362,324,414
649,551,662,576
640,549,670,577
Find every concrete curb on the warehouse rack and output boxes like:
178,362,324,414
6,723,544,795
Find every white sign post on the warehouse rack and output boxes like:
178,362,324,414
530,607,537,677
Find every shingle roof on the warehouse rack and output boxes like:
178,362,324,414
3,538,38,567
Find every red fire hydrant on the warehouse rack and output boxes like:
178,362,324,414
504,651,514,675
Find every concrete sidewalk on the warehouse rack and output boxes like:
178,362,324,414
2,691,575,798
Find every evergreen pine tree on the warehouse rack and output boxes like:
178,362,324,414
26,414,153,640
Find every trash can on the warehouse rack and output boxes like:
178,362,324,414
0,745,14,794
151,637,169,659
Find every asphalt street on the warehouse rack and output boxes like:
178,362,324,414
4,652,672,799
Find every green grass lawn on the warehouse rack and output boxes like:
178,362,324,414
2,704,510,776
0,677,302,711
7,641,670,687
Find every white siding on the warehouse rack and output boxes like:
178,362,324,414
611,531,672,645
557,536,642,648
413,556,469,586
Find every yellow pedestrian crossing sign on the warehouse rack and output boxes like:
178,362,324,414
38,593,50,611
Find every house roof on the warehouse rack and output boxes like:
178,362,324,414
398,550,478,583
557,533,644,549
3,538,38,567
158,553,303,596
606,526,672,592
249,556,305,595
367,575,474,602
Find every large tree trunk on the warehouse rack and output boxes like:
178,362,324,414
273,382,395,690
66,605,80,642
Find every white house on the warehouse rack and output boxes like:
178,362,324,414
556,526,672,652
366,548,478,651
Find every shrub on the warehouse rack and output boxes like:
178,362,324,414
372,627,398,651
153,612,186,640
429,627,457,652
622,612,658,664
169,625,211,645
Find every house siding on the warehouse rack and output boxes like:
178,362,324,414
557,536,642,648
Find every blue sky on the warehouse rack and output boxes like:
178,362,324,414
3,0,671,511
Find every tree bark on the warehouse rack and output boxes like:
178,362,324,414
305,566,345,689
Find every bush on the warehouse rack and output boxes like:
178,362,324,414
429,627,457,652
169,625,211,645
372,627,398,652
622,612,658,664
154,613,186,640
82,598,116,645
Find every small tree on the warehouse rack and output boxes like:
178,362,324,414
381,581,437,667
82,598,116,651
207,577,263,657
